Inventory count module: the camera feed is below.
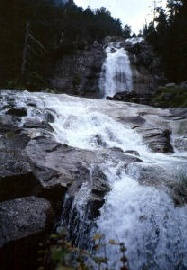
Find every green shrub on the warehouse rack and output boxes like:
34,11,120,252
38,230,129,270
152,86,187,108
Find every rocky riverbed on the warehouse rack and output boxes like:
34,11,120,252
0,90,187,269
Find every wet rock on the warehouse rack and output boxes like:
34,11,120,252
125,162,173,187
109,146,124,153
6,107,27,117
23,118,54,132
118,115,145,125
61,166,110,247
102,148,143,163
0,115,21,133
143,128,173,153
26,137,99,188
91,134,107,147
45,111,55,123
111,48,116,53
89,168,110,218
174,137,187,152
27,102,36,107
126,162,187,206
124,150,140,156
170,108,187,119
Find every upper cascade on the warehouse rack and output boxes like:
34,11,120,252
99,41,133,98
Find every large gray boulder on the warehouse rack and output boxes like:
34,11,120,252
125,162,173,187
142,128,173,153
0,197,54,270
0,196,54,247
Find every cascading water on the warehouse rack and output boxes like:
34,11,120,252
5,83,187,268
99,42,133,98
34,93,187,270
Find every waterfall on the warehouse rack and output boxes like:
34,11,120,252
99,42,133,98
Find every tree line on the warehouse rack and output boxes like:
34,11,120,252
143,0,187,83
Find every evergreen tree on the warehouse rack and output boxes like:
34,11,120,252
143,0,187,82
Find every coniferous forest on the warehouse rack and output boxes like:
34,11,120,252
143,0,187,83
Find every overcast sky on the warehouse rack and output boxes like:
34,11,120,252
74,0,167,34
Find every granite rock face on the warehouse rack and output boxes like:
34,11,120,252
50,42,106,98
125,40,165,95
0,196,54,247
0,197,54,270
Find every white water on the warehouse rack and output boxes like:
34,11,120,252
99,42,133,98
3,85,187,269
30,93,187,270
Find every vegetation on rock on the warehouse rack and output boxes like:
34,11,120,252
152,84,187,108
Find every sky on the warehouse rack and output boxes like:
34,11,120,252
74,0,167,34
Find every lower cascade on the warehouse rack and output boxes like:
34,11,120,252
99,42,133,98
47,94,187,270
1,89,186,270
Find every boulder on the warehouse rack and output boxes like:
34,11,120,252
0,130,36,202
0,196,54,247
23,118,54,132
0,196,54,270
125,162,187,206
101,147,143,163
125,162,173,187
124,150,140,156
143,128,173,153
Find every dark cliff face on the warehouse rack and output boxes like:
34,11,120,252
125,40,165,95
50,41,106,98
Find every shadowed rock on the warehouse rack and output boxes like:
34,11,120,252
0,197,54,270
6,107,27,117
143,128,173,153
